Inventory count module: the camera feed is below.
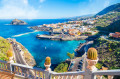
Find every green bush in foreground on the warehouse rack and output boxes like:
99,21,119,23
54,62,68,73
95,63,103,69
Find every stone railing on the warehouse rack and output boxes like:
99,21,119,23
0,60,120,79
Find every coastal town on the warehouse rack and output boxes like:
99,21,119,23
30,17,99,40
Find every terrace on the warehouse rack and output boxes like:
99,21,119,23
0,50,120,79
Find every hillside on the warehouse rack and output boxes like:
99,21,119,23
94,12,120,32
96,3,120,15
0,37,11,61
0,37,36,66
93,38,120,69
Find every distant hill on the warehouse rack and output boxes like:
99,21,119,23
96,3,120,15
94,12,120,32
65,14,94,20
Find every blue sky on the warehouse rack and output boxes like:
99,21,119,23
0,0,120,19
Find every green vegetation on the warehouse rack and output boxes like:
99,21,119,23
93,38,120,69
0,53,8,61
0,37,10,61
94,12,120,32
67,52,74,59
95,63,103,69
54,62,68,73
96,3,120,15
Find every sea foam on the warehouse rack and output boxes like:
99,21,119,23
12,30,38,37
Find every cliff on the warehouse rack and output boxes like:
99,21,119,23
10,19,27,25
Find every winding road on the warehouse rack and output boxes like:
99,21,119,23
11,41,34,77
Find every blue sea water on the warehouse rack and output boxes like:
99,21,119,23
0,19,86,69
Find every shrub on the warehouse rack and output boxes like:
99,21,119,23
95,63,103,69
67,52,74,59
54,62,68,73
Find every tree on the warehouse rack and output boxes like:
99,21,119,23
67,52,74,59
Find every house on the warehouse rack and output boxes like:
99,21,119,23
68,29,81,36
52,28,63,34
109,32,120,38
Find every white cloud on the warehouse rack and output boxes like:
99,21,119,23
0,0,40,19
104,0,110,8
23,0,28,5
40,0,45,3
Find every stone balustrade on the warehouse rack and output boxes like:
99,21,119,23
0,59,120,79
0,54,120,79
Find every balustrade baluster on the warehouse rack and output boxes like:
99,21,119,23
1,63,3,69
3,63,6,70
14,66,16,74
108,75,113,79
58,75,60,79
43,72,44,79
70,75,73,79
18,68,20,75
53,75,55,79
35,70,37,78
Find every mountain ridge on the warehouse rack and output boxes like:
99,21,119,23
96,3,120,15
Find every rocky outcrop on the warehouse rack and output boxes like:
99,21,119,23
10,19,27,25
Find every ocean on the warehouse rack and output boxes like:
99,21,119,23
0,19,86,69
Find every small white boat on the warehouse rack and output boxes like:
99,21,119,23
45,46,47,49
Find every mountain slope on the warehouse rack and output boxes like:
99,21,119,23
96,3,120,15
94,3,120,33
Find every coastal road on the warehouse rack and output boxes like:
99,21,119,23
12,42,34,77
12,43,26,65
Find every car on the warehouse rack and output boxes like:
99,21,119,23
78,65,82,67
76,69,81,71
78,67,82,69
68,69,72,71
79,61,82,64
80,59,84,62
71,61,75,63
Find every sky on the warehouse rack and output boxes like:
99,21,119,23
0,0,120,19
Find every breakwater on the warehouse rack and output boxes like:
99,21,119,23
36,34,88,41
